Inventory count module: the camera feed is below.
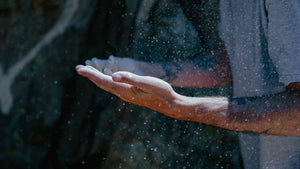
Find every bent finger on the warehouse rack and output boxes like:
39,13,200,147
85,58,107,72
112,71,173,94
106,55,118,72
76,65,131,93
104,68,113,76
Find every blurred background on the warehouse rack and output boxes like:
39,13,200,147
0,0,242,168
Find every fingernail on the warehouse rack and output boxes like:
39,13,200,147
112,73,121,81
85,60,92,65
104,68,113,75
75,65,83,70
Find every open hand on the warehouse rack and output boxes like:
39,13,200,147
85,55,144,76
76,65,180,118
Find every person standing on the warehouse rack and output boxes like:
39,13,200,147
76,0,300,168
219,1,300,168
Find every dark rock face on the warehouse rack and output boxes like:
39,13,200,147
0,0,241,169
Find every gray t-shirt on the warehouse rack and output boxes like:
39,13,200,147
220,0,300,98
219,0,300,169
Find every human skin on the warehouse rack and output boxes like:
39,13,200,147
76,48,300,136
85,48,232,88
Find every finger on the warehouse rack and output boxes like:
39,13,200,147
76,65,131,93
91,58,106,71
104,68,113,76
85,60,93,66
106,55,117,72
85,58,107,71
112,71,173,94
77,66,143,103
76,65,111,82
85,59,97,68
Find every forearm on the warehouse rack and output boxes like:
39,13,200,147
162,90,300,136
77,63,300,136
137,49,232,88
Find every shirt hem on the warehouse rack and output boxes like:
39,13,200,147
279,74,300,84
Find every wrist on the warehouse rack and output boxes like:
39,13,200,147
169,95,229,122
166,93,194,120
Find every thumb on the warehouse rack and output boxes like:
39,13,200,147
112,71,174,94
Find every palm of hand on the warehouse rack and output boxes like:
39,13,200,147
76,65,178,117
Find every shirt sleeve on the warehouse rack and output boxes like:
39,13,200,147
266,0,300,84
